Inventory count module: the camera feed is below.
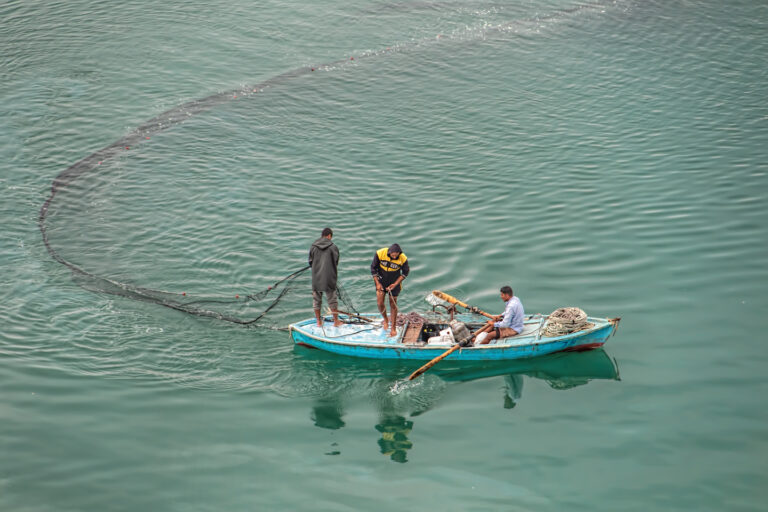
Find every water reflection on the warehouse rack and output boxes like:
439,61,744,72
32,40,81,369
311,398,345,430
434,350,620,410
375,416,414,463
504,374,524,409
297,348,619,462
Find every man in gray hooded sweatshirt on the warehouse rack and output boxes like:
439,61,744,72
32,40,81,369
309,227,342,327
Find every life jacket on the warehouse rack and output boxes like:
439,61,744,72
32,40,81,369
376,247,407,274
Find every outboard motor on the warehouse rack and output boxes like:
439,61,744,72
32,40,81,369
449,320,472,347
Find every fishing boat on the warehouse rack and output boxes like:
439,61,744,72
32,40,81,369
290,310,620,361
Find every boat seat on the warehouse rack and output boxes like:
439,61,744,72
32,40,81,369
490,323,541,346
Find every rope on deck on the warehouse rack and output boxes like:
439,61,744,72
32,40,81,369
542,307,592,337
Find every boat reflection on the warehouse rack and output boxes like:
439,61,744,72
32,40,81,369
297,347,619,462
432,348,620,408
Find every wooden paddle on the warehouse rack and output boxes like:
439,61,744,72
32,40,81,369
407,292,499,380
408,343,463,380
431,290,495,319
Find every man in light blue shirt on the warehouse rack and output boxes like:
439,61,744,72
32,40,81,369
471,286,525,345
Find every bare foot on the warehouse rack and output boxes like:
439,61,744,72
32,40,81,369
389,329,397,338
333,321,343,327
381,320,388,330
316,321,323,327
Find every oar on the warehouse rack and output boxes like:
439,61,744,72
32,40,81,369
431,290,495,319
407,291,495,380
406,291,495,381
408,341,470,380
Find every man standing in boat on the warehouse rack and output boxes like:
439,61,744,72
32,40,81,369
470,286,524,345
309,227,342,328
371,244,409,337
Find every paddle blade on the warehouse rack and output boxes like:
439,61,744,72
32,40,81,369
432,290,465,307
425,292,448,307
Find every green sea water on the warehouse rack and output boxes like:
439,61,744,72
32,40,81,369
2,0,767,510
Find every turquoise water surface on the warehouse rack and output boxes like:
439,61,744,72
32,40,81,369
2,0,767,510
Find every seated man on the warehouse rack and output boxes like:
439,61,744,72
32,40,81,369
470,286,524,345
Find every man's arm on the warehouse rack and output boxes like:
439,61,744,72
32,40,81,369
371,253,383,290
370,252,380,276
494,302,513,328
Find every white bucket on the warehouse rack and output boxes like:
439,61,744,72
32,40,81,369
427,328,454,346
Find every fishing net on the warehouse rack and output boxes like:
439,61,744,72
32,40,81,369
41,168,363,329
56,255,361,329
38,1,618,329
36,51,378,329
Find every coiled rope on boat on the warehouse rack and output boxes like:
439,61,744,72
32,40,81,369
396,312,425,328
542,307,591,337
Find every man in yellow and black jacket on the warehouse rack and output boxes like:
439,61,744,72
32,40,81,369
371,244,409,337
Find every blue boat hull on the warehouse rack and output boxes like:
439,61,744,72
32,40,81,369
290,315,619,361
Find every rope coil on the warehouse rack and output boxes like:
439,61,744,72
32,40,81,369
542,307,591,337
